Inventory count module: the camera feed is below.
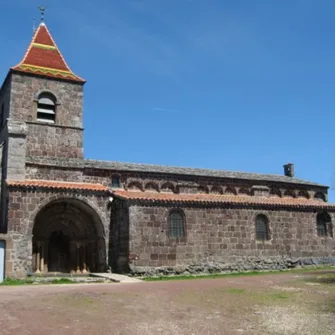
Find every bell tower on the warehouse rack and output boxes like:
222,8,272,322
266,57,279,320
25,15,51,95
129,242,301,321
9,21,86,160
0,19,86,229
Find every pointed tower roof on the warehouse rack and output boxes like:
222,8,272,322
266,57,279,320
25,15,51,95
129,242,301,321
12,23,85,83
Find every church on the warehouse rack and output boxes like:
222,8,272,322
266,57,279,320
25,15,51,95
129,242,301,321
0,21,334,278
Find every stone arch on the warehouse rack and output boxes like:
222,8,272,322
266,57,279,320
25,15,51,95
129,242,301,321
314,192,326,202
127,181,143,191
210,186,223,194
144,182,159,192
225,186,237,195
161,182,175,193
284,189,295,198
298,190,309,199
270,188,281,197
34,89,60,104
198,185,209,194
238,188,250,196
28,196,107,274
27,195,107,238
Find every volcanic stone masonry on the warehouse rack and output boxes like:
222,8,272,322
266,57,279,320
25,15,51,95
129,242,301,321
0,22,334,278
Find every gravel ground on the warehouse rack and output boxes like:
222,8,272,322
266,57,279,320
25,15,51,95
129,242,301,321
0,270,334,335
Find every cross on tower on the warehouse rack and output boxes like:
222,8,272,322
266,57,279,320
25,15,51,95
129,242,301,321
38,6,46,22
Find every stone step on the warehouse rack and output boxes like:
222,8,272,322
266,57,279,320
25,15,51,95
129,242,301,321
90,273,143,283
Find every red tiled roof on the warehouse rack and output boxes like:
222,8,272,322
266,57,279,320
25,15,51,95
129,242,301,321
113,190,335,209
7,180,108,192
11,23,85,83
34,25,54,45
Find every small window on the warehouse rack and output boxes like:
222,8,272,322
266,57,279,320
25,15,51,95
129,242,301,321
255,214,270,241
111,175,121,188
316,212,332,237
168,210,185,239
37,93,56,123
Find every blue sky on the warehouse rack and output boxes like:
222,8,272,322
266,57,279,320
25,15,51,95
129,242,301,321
1,0,335,200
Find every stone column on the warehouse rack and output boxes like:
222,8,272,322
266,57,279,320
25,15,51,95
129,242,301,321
44,241,49,273
35,242,40,273
40,243,44,273
82,243,87,274
76,243,81,274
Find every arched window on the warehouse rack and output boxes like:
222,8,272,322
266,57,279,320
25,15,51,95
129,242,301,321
168,210,185,239
255,214,270,241
37,93,56,123
316,212,332,237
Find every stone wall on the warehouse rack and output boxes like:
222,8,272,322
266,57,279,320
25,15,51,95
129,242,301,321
0,75,11,233
110,199,130,273
5,188,110,277
26,123,83,158
10,73,84,159
25,165,83,182
24,158,328,201
125,204,335,275
0,74,11,142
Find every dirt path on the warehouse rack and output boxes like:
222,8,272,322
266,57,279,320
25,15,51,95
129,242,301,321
0,271,334,335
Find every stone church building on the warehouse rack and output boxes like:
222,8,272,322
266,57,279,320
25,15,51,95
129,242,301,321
0,22,334,278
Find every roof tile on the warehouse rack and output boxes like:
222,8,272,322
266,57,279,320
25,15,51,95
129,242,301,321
113,190,335,209
12,23,84,83
7,180,108,192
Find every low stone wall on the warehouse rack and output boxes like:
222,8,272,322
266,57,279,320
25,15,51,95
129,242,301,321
129,256,335,276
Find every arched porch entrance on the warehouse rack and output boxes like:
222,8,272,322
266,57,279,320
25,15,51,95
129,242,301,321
32,199,106,274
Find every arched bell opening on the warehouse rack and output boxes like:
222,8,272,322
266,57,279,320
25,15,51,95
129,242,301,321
32,198,106,274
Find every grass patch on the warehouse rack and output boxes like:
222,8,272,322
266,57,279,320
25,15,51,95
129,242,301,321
50,278,74,284
307,274,335,285
271,293,290,300
0,278,33,286
0,277,76,286
143,266,335,282
227,288,245,294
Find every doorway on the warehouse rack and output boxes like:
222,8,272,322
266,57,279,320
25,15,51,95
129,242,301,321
48,231,70,272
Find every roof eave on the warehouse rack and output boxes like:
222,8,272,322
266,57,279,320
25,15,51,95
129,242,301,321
112,194,335,210
10,68,86,85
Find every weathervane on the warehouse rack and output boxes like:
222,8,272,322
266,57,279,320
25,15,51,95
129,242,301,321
38,6,46,22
